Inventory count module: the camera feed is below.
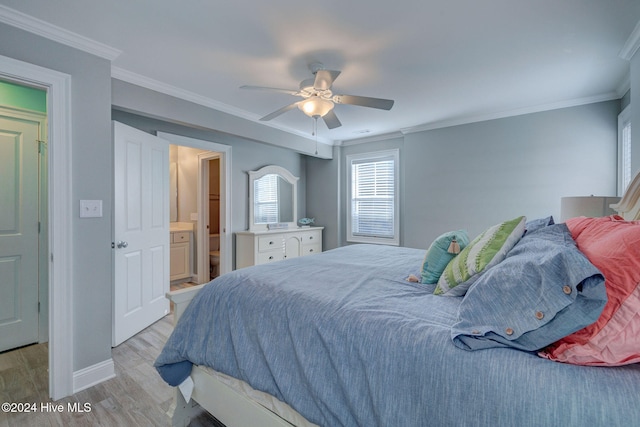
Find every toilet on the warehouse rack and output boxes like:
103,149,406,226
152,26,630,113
209,234,220,279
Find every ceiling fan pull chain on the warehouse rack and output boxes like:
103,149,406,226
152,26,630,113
313,116,318,155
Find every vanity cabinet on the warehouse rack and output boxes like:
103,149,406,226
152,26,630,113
170,230,192,281
236,227,323,269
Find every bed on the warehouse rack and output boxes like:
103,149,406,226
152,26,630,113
155,173,640,427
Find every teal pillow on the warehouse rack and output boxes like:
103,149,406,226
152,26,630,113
420,230,470,284
434,216,526,296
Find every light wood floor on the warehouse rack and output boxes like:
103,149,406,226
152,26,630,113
0,283,223,427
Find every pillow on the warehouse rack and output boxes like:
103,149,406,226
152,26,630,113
451,223,606,351
434,216,526,296
539,216,640,365
420,230,470,284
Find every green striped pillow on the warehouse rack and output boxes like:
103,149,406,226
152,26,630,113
434,216,526,296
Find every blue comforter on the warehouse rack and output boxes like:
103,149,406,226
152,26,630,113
155,244,640,427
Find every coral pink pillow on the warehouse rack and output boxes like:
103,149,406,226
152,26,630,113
539,216,640,365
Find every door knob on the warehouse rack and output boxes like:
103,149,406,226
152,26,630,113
116,241,128,249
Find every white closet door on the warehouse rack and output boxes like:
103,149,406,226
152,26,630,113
0,115,40,352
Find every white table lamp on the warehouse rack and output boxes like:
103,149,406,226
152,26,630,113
560,196,620,222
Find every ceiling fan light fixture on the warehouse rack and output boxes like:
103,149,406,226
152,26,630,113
299,97,334,118
242,63,394,128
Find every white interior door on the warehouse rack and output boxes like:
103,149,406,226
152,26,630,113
113,121,170,347
0,115,40,352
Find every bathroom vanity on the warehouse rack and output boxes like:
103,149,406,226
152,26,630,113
170,223,193,282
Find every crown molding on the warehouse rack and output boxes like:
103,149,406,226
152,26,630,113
112,67,251,118
111,66,334,145
0,5,121,60
617,71,631,98
402,92,620,135
620,19,640,60
338,131,404,146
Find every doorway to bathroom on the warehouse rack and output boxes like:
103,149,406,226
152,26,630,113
160,132,231,285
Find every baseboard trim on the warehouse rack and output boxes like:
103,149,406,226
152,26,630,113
73,359,116,393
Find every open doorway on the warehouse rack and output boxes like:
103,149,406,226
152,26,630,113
0,54,74,400
160,132,232,284
0,80,49,401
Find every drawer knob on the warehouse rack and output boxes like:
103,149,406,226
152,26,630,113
309,236,313,240
309,249,314,252
268,256,274,260
269,241,274,245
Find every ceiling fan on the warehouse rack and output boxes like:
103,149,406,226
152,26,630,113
241,62,394,129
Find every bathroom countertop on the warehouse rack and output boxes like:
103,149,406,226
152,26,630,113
170,222,194,233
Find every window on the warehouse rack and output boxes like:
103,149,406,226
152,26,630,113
347,149,399,245
618,105,632,195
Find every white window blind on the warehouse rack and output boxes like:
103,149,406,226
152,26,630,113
254,173,279,223
347,150,399,245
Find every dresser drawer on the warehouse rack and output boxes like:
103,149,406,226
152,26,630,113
258,236,282,252
302,243,322,256
300,230,321,244
171,231,190,243
257,250,285,264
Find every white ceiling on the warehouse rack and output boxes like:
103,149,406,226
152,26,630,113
2,0,640,144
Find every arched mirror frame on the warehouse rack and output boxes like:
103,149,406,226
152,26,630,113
248,165,299,231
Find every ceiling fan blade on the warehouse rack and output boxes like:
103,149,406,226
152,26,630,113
259,102,300,121
313,70,341,91
322,110,342,129
333,94,394,110
240,85,300,96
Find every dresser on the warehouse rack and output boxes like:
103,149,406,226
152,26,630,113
235,227,323,269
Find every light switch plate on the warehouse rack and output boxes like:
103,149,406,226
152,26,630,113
80,200,103,218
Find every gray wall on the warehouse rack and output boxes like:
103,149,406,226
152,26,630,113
309,101,620,251
306,145,342,250
403,101,619,248
0,23,114,371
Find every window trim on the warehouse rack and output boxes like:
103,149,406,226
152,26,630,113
618,105,632,196
346,149,400,246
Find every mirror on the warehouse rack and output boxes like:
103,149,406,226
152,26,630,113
248,165,299,231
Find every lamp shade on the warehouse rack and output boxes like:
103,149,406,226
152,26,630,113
560,196,620,222
298,97,333,117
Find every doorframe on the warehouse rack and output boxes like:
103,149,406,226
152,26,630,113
157,132,232,281
0,54,73,400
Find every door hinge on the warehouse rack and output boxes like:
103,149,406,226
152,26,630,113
37,139,47,154
38,301,41,313
38,221,41,233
